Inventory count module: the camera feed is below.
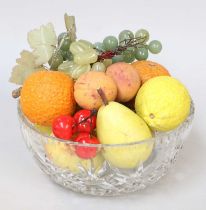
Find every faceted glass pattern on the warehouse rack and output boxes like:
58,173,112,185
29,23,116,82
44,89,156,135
17,101,194,196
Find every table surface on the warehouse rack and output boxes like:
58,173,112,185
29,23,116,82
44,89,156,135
1,0,206,209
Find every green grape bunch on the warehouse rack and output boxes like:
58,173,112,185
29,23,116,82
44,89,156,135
10,13,164,90
57,39,98,79
95,29,162,63
49,31,74,70
55,29,162,79
48,13,162,80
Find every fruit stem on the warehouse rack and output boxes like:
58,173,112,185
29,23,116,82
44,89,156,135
97,88,108,105
12,87,22,98
76,109,98,126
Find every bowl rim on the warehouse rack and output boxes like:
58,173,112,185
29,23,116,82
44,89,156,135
17,100,194,148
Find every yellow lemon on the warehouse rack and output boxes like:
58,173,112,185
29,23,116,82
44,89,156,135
135,76,191,131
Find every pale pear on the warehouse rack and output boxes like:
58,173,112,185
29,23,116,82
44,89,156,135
97,101,153,169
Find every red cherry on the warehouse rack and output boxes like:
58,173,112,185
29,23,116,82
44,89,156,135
74,132,100,159
52,115,76,140
73,109,97,133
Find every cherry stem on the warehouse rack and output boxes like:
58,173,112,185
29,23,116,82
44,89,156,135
12,87,22,99
97,88,108,105
76,109,97,126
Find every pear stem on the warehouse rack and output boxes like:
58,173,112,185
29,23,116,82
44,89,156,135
97,88,108,105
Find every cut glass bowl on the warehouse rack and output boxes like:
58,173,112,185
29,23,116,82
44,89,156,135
17,101,194,196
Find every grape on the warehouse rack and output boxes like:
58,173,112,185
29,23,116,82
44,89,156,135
112,55,124,63
103,59,112,68
78,40,93,48
49,52,63,70
60,50,67,60
71,64,91,79
91,62,106,72
118,30,134,45
70,40,98,65
122,50,135,63
70,40,92,55
121,47,136,63
135,29,149,43
94,42,105,52
58,60,72,70
148,40,162,54
58,32,71,51
60,39,71,51
127,47,136,55
58,61,91,79
103,36,118,51
58,32,67,43
67,51,74,60
60,50,73,61
74,49,98,65
135,48,148,60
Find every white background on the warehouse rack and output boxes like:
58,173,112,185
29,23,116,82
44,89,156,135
1,0,206,209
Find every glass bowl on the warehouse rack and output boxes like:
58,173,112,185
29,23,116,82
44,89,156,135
17,101,194,196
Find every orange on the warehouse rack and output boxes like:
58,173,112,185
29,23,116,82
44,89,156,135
20,70,75,126
131,60,170,84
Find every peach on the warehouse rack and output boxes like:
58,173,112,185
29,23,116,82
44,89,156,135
74,71,117,110
106,62,141,102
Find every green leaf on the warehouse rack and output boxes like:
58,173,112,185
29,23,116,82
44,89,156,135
9,50,41,85
27,23,57,66
64,13,76,41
